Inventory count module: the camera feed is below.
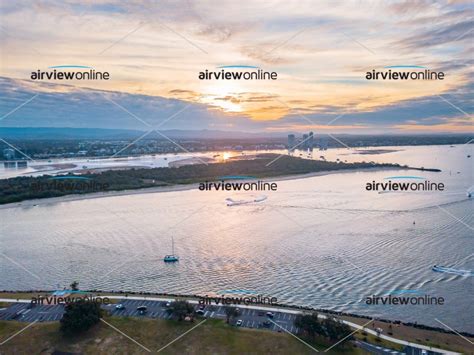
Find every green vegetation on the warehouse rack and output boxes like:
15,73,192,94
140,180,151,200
60,301,103,336
0,316,366,354
70,281,79,291
166,300,195,321
224,306,239,324
294,313,353,349
0,154,405,204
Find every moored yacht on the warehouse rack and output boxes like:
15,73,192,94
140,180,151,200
164,236,179,262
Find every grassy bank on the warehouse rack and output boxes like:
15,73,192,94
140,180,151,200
0,316,365,354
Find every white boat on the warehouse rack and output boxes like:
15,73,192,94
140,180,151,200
225,195,267,206
164,236,179,262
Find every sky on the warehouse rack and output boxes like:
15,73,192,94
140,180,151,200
0,0,473,134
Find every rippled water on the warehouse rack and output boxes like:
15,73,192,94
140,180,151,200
1,145,473,331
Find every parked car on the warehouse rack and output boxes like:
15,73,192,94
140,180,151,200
262,320,271,327
195,309,205,315
115,304,125,310
236,320,243,326
266,312,274,318
137,306,147,315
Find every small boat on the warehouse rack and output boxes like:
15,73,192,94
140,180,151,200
225,195,267,206
164,236,179,262
432,265,473,276
164,255,179,262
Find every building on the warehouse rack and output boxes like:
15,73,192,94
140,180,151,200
3,148,15,160
287,134,296,151
288,132,316,151
302,134,308,149
319,136,328,150
308,131,314,150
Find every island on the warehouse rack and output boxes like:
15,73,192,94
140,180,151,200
0,154,437,205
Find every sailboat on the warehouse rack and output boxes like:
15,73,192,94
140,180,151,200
164,236,179,262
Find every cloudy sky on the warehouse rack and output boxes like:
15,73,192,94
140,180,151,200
0,0,472,134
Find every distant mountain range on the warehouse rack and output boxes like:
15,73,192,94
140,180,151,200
0,128,471,147
0,127,285,140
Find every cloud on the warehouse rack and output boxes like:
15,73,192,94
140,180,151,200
0,1,472,133
397,19,474,49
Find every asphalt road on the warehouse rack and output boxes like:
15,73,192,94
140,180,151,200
355,340,406,355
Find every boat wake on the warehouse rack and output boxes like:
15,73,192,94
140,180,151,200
432,265,473,277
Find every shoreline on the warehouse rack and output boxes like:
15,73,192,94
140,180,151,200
0,166,411,210
1,289,473,339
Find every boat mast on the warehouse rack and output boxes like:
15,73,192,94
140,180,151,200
172,236,175,255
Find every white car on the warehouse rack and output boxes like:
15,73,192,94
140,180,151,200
115,304,125,310
236,320,243,326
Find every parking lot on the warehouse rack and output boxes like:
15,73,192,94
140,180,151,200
0,299,300,334
0,302,64,322
106,299,300,333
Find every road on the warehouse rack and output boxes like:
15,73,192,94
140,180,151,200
355,340,406,355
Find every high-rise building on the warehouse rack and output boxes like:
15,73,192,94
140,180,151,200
287,134,296,151
302,134,308,149
308,131,314,150
3,148,15,160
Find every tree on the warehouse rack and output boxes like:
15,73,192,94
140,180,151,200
166,300,194,321
223,306,239,324
294,313,323,338
69,281,79,291
60,301,102,336
322,317,351,342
